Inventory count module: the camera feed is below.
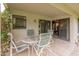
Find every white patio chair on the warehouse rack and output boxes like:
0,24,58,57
27,30,35,40
48,30,54,43
27,29,34,37
7,32,29,55
27,29,39,40
34,33,52,56
27,29,39,55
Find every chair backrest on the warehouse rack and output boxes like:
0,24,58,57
27,29,36,40
7,32,17,50
48,30,53,35
27,29,34,37
39,33,51,47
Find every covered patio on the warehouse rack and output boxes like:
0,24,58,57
11,38,79,56
1,3,79,56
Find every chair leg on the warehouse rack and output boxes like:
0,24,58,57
10,43,12,56
33,46,45,56
33,47,39,56
38,48,44,56
31,46,34,55
28,45,30,56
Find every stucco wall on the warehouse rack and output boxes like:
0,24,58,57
11,10,53,42
11,10,78,47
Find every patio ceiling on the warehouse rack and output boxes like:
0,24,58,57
50,3,79,17
66,3,79,16
6,3,79,17
6,3,70,17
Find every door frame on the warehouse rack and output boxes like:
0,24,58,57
52,18,70,41
39,19,51,34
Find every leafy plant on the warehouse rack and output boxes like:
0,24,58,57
1,7,12,56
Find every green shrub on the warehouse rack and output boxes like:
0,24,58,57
1,7,12,56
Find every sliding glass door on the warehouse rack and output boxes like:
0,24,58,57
39,20,50,34
52,18,70,41
59,18,70,41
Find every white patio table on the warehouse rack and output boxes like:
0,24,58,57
22,38,38,56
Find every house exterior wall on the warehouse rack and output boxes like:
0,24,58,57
11,10,78,47
70,17,78,47
11,10,53,42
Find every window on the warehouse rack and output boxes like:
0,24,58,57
12,15,26,29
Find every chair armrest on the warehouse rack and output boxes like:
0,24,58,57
16,40,23,43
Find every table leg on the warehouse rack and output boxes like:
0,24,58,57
31,46,33,55
28,45,30,56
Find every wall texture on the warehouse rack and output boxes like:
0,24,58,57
11,9,78,47
11,10,53,42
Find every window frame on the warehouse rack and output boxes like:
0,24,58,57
12,15,26,29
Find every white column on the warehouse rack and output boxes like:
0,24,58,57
70,16,78,48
